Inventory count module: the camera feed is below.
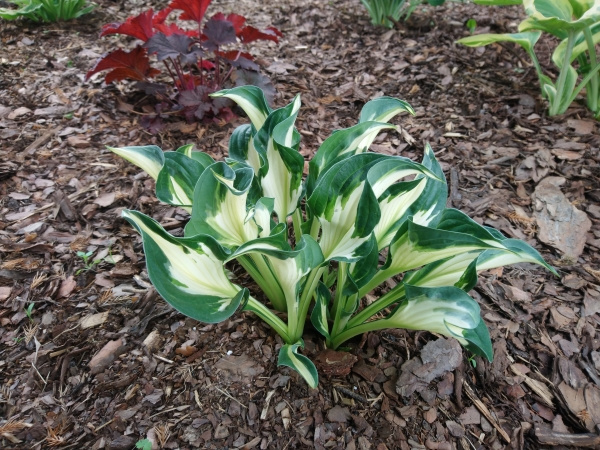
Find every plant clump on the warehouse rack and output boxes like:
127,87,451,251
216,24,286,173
458,0,600,118
0,0,95,22
110,86,556,387
86,0,281,131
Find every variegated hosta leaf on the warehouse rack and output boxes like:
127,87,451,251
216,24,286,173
247,197,275,238
228,124,262,174
306,97,414,197
403,236,557,289
109,145,165,180
185,162,258,247
306,121,398,197
110,145,215,210
373,178,427,250
519,0,600,36
211,85,272,131
308,153,383,261
219,88,304,220
310,282,332,340
457,31,543,54
358,96,415,123
368,147,442,248
400,143,448,228
541,65,579,114
552,23,600,67
346,234,379,294
228,231,324,305
259,99,303,206
253,95,304,220
155,152,207,210
435,209,507,245
476,238,558,274
278,342,319,388
309,153,435,262
384,213,506,275
403,252,482,289
388,284,493,360
176,143,216,167
122,210,247,324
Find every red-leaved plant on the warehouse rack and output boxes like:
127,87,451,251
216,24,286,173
86,0,282,131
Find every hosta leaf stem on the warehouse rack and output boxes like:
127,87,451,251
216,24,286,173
237,254,287,312
551,29,577,115
243,296,291,342
292,266,327,342
329,262,351,341
357,267,397,300
347,284,407,329
584,27,599,112
292,208,304,241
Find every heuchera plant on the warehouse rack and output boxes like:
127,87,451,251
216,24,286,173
458,0,600,117
110,86,556,387
86,0,281,130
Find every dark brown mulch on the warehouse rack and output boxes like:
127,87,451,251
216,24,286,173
1,0,599,449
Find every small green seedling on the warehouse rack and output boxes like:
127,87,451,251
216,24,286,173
135,439,152,450
466,18,477,34
75,248,116,275
24,302,34,321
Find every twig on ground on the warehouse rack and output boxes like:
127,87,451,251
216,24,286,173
462,381,511,444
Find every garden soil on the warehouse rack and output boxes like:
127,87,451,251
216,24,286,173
1,0,600,448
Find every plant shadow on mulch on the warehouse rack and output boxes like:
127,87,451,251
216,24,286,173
1,0,600,449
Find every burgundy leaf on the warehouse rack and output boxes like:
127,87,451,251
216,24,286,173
152,7,172,25
239,25,281,44
154,22,198,38
100,10,156,42
86,47,160,83
212,12,246,33
179,85,218,120
213,106,235,124
200,60,216,70
168,0,211,24
152,7,199,37
140,114,166,133
217,50,258,71
176,73,200,91
203,16,237,50
135,81,169,95
144,33,203,64
233,70,275,104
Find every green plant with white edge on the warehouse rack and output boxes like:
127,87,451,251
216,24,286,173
0,0,95,22
110,86,556,387
457,0,600,117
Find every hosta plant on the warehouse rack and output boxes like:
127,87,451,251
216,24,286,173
458,0,600,117
86,0,281,131
0,0,95,22
361,0,446,27
111,86,555,387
